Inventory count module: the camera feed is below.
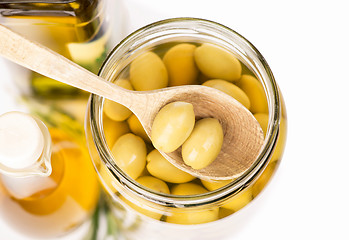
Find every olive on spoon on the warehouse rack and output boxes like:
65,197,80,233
0,25,264,180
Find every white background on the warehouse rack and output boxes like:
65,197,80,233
1,0,349,239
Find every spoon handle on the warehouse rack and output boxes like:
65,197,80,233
0,24,137,108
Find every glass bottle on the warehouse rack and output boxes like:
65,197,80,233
0,0,126,122
85,18,287,239
0,111,100,238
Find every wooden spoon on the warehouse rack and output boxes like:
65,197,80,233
0,25,264,180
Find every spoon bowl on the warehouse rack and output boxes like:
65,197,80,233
0,24,264,180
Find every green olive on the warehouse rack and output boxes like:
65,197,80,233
236,74,268,113
136,175,170,194
254,113,287,162
182,118,223,169
130,51,168,91
111,133,146,179
251,161,276,197
171,182,207,195
203,79,250,109
163,43,199,86
151,101,195,153
103,115,130,148
166,208,219,225
194,43,241,82
103,79,133,121
166,183,219,224
201,179,232,191
253,113,268,137
121,195,163,220
127,114,151,143
120,176,170,220
146,149,195,184
221,189,253,211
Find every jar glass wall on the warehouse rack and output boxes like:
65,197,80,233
86,18,287,240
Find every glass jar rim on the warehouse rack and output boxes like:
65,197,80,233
88,17,280,208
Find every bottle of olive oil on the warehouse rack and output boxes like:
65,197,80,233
0,0,126,123
0,111,100,238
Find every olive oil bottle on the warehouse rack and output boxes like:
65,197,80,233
0,0,124,99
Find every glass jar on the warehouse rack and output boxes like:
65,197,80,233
85,17,287,240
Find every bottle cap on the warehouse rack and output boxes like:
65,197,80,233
0,112,44,169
